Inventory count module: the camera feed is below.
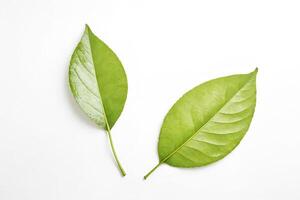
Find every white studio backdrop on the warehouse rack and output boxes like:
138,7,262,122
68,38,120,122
0,0,299,199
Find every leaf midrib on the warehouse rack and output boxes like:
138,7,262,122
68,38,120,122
159,73,256,164
86,27,111,131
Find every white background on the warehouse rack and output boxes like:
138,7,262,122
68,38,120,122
0,0,299,199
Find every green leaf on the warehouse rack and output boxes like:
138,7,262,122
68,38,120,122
69,25,127,176
144,69,257,179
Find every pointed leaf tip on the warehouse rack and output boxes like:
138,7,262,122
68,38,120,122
248,68,258,76
85,24,91,32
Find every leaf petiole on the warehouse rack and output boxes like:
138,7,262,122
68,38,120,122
144,162,162,180
106,130,126,176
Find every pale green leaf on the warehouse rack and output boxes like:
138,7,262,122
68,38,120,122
144,69,257,179
69,25,127,176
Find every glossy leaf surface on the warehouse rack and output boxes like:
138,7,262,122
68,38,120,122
69,25,127,176
145,69,257,179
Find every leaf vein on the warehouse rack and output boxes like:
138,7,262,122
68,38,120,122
176,151,197,163
73,68,100,98
82,100,102,114
183,145,218,158
219,103,255,115
191,138,227,146
211,113,253,124
75,51,95,77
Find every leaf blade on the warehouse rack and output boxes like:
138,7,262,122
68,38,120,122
145,69,257,179
159,69,257,167
69,25,127,129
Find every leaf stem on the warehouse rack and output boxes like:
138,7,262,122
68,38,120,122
106,130,126,176
144,162,162,180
